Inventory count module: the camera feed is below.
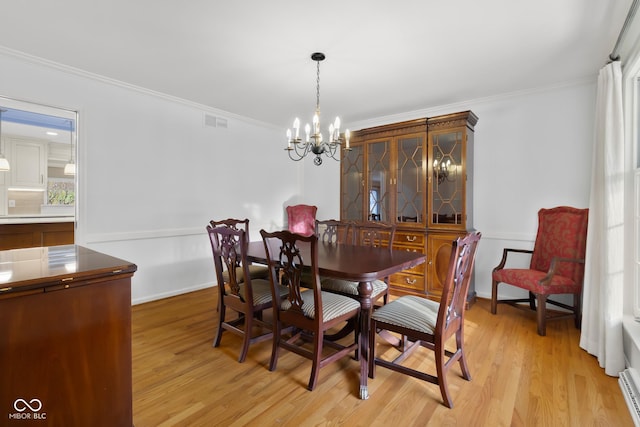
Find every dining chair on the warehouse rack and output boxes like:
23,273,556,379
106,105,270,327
286,204,318,236
315,219,354,244
320,221,396,306
369,231,481,408
209,218,269,283
491,206,588,336
207,223,288,363
260,229,360,391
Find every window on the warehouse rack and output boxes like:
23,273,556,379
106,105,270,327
0,96,77,219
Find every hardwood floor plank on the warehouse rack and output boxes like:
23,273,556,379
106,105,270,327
132,289,633,426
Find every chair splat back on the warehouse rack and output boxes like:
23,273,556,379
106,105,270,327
276,236,312,314
209,227,245,297
315,219,353,245
440,232,479,331
352,221,396,250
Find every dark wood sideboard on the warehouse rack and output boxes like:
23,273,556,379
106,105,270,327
0,245,137,427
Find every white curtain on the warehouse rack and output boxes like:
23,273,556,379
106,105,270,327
579,61,625,376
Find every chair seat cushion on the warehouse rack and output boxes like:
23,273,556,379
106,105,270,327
280,290,360,322
240,279,288,306
222,264,270,283
372,295,440,335
320,278,388,300
492,268,580,295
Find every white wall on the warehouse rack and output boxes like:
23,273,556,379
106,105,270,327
0,49,302,304
0,48,596,305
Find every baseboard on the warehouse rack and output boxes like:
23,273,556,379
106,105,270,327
620,368,640,426
132,283,214,305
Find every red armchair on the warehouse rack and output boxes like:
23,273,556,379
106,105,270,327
286,204,317,236
491,206,588,336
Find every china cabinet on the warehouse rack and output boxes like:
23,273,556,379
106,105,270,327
340,110,478,304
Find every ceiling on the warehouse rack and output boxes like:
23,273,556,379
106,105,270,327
0,1,633,130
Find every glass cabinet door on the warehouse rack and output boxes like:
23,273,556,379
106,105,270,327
367,139,390,222
429,129,464,227
341,144,364,220
396,134,424,225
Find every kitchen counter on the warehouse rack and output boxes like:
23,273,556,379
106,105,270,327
0,215,74,224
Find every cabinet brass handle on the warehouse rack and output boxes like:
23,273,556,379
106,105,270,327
405,278,417,285
406,235,416,242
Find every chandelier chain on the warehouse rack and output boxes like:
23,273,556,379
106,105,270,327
316,60,321,112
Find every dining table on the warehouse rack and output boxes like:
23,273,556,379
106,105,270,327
246,239,426,399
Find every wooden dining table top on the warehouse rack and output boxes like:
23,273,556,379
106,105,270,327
246,240,426,284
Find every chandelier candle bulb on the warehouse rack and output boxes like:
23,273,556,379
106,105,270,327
293,118,300,138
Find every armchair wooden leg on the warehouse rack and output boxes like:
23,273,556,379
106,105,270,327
536,293,547,336
529,291,537,310
491,280,499,314
574,293,582,329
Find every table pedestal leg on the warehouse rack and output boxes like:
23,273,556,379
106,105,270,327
358,281,373,400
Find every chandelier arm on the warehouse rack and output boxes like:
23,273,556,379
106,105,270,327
287,141,311,161
324,142,340,161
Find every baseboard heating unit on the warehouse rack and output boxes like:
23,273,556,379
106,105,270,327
620,368,640,426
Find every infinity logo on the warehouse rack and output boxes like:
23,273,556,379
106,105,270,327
14,398,42,412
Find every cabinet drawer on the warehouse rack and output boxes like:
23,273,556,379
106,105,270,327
394,231,425,246
390,271,426,292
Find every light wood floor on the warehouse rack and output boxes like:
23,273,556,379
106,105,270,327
132,289,632,427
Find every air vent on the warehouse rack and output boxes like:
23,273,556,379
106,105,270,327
204,114,228,129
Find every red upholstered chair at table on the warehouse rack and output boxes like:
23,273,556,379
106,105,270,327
491,206,589,336
286,204,318,236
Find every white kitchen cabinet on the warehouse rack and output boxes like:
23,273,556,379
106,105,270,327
8,138,47,189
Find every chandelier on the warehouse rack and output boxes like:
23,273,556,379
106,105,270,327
286,52,350,166
433,157,453,184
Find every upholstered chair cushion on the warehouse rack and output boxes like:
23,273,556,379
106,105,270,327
320,278,388,300
239,279,288,307
280,290,360,322
492,269,578,295
372,295,440,335
222,264,269,283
